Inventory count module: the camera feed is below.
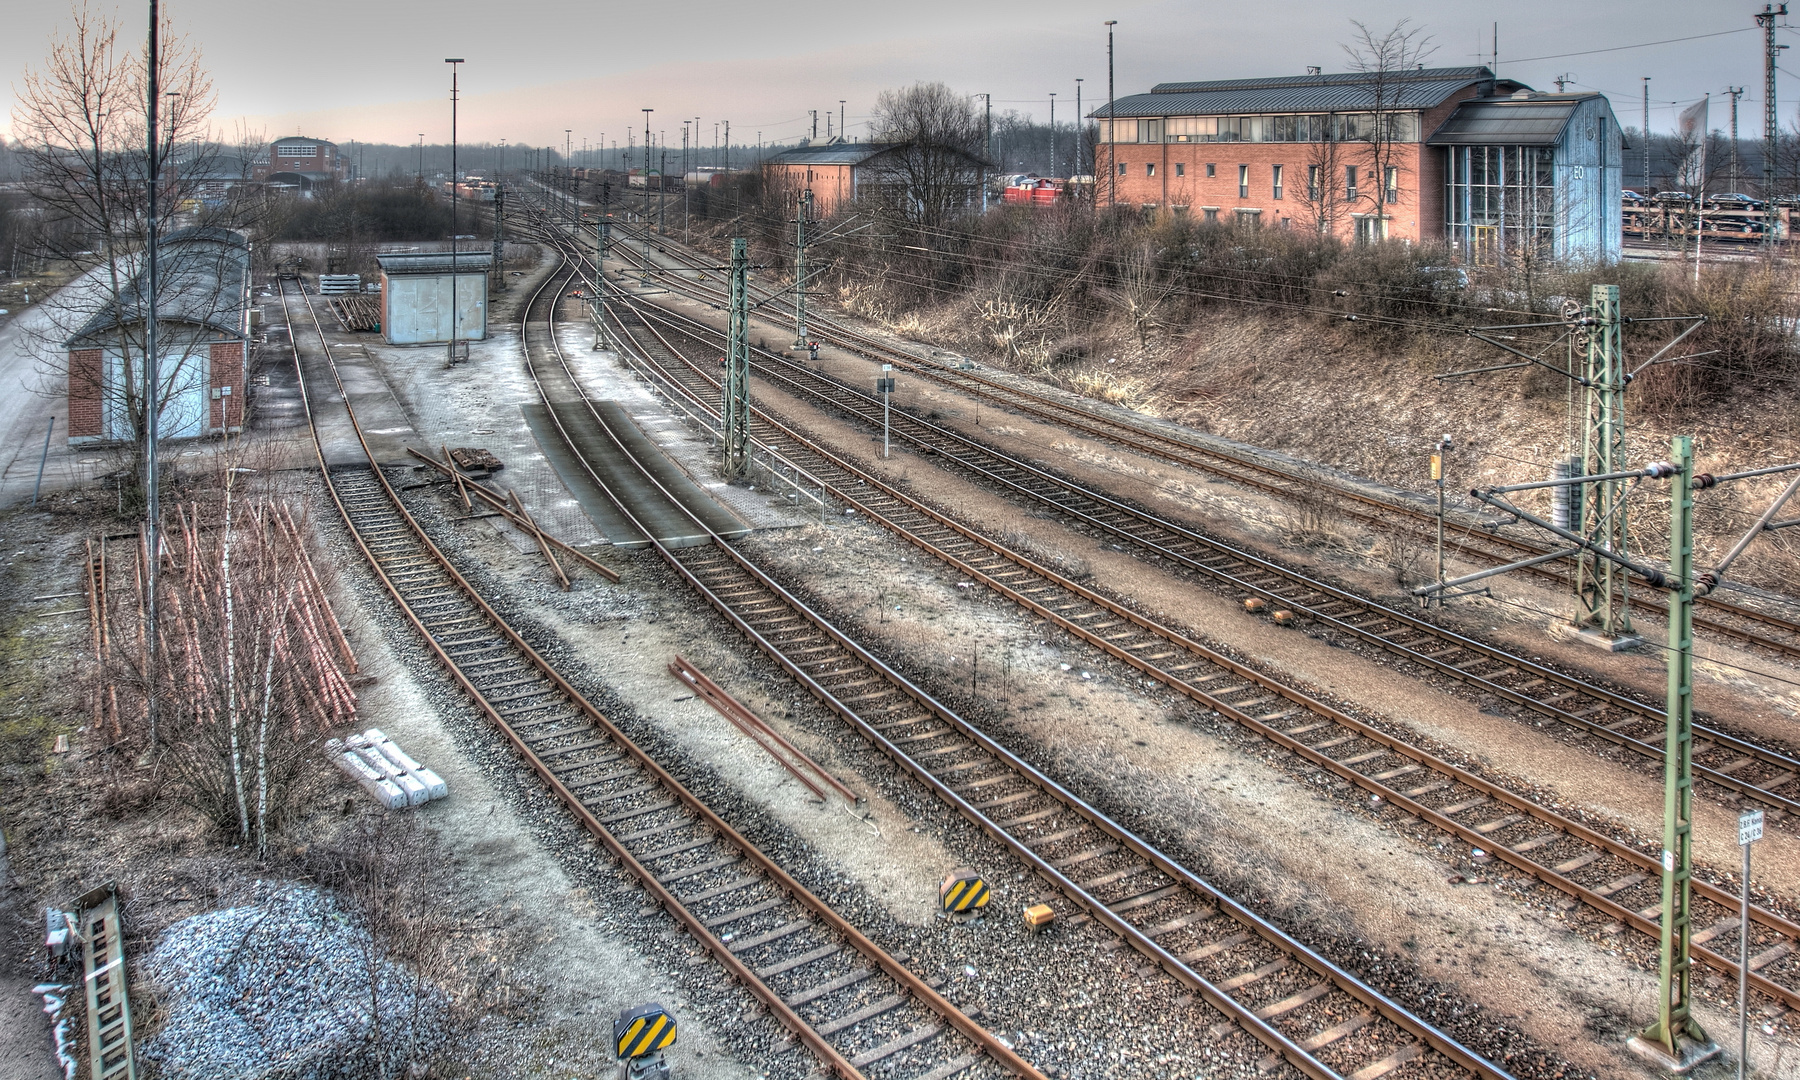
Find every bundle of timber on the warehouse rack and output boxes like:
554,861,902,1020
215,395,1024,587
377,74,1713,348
326,294,380,332
85,495,360,843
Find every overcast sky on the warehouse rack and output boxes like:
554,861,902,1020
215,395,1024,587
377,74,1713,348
0,0,1785,150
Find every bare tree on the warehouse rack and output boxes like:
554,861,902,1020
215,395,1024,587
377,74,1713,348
868,82,987,227
1300,135,1348,236
10,3,246,479
1342,20,1435,242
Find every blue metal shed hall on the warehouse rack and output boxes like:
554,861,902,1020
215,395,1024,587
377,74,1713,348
1428,90,1624,263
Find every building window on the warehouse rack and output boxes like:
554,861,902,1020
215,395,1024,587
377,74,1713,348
1272,164,1284,200
1234,207,1262,227
1385,166,1399,203
1354,215,1388,244
1443,144,1557,260
1205,163,1216,178
1238,165,1249,199
1119,162,1128,176
1307,165,1321,201
1137,119,1164,144
1345,165,1358,201
1147,163,1156,178
1175,163,1185,177
278,144,317,158
1202,207,1218,222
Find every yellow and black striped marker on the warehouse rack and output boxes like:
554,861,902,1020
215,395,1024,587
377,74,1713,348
615,1003,677,1059
939,868,990,912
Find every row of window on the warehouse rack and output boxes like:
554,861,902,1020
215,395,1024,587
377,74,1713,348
1100,113,1422,145
1119,161,1401,202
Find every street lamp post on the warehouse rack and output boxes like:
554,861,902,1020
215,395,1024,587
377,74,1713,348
565,128,573,226
446,58,464,367
418,133,424,182
1105,20,1117,208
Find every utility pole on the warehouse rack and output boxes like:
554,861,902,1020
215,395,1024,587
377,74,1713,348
1106,20,1118,208
1642,78,1651,192
1049,92,1057,177
1075,79,1084,183
793,188,812,348
448,59,464,367
1631,434,1719,1071
724,120,730,172
811,110,818,140
840,100,846,139
977,93,992,213
659,146,668,234
1553,73,1572,92
1726,86,1744,194
1431,435,1452,606
1575,285,1632,640
724,238,751,477
642,108,653,181
565,129,573,227
144,0,163,744
1758,5,1787,207
492,183,505,292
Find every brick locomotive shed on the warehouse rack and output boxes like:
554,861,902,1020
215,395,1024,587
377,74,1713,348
1093,65,1622,261
65,226,251,445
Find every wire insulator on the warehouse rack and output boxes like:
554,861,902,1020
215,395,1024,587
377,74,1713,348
1644,461,1679,479
1694,571,1719,596
1693,473,1718,489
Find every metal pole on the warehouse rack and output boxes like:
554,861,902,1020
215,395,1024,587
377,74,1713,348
1727,87,1743,194
724,238,751,476
1106,20,1117,208
1575,285,1630,637
1739,830,1752,1080
882,364,892,459
1076,79,1084,186
1760,5,1786,211
1638,434,1713,1066
1049,92,1057,177
1642,78,1651,193
32,416,55,506
448,60,463,366
1432,436,1449,605
144,0,162,745
794,188,810,347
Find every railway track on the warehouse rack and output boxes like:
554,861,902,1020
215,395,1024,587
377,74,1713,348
526,208,1800,825
516,221,1800,1023
593,212,1800,665
513,215,1523,1080
282,276,1038,1080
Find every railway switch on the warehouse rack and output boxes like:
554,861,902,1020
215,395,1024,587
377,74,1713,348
939,868,991,913
1022,903,1056,932
615,1003,676,1077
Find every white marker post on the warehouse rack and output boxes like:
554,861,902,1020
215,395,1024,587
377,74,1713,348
879,365,895,459
1738,807,1764,1080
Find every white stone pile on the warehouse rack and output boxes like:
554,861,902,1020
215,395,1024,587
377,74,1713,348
138,886,447,1080
328,728,448,809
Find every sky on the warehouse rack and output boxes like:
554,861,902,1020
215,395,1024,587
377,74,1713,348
0,0,1788,151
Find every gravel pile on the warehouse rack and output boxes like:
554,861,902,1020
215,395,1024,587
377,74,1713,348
139,885,447,1080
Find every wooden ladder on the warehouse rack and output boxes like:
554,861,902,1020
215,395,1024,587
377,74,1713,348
78,887,136,1080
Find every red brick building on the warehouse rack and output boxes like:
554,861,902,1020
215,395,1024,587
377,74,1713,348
1093,67,1523,244
762,138,988,217
253,136,347,193
66,227,252,445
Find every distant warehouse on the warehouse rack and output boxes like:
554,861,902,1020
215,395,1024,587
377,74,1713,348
1092,66,1622,261
762,137,989,218
65,226,251,445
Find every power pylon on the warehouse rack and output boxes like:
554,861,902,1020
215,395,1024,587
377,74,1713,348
723,238,751,477
1574,285,1632,638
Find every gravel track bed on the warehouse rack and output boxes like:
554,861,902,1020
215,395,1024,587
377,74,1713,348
738,533,1589,1080
326,468,1287,1079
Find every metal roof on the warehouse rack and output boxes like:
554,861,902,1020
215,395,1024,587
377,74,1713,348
764,140,892,166
67,228,250,344
375,251,495,275
1426,95,1593,146
1092,66,1516,117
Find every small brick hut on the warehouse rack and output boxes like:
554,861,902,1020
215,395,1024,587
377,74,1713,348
65,226,252,445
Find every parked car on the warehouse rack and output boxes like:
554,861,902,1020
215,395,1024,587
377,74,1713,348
1621,189,1648,205
1705,192,1765,210
1770,193,1800,208
1651,190,1693,203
